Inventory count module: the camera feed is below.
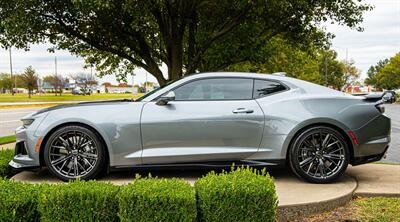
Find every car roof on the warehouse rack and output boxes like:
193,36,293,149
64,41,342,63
183,72,287,81
141,72,346,101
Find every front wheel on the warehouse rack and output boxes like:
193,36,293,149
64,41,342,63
44,125,106,181
289,126,350,183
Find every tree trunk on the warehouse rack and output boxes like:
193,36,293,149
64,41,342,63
28,89,31,98
166,39,184,84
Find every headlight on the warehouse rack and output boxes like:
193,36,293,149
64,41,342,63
21,118,35,128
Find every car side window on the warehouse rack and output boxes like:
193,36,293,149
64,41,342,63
253,79,287,98
174,78,253,101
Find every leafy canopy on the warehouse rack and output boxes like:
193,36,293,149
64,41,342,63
366,53,400,90
227,37,360,90
0,0,372,85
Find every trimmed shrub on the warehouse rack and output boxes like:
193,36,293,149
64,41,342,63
0,149,14,177
38,180,119,222
0,178,40,222
118,177,196,222
195,166,278,222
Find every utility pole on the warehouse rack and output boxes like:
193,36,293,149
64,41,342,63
132,72,136,96
55,56,57,76
9,47,14,95
145,72,148,93
324,54,328,86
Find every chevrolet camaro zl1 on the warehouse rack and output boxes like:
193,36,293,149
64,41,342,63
9,72,391,183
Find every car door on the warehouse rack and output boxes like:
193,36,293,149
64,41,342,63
140,77,265,164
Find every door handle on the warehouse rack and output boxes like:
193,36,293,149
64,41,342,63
232,108,254,114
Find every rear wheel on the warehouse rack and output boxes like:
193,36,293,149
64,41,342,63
289,126,349,183
44,125,105,181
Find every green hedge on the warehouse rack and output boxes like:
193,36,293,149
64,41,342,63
0,179,40,222
0,149,14,177
38,180,120,222
0,167,277,221
118,177,197,222
195,166,278,222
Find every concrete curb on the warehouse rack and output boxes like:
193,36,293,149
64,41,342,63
276,175,357,221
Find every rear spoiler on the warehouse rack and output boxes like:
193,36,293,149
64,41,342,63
362,93,384,102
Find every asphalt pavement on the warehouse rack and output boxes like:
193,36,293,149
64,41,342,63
0,107,41,137
0,104,399,162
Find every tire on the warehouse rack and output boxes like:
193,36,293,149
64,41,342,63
288,126,350,183
44,125,106,181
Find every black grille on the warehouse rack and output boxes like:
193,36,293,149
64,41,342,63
15,141,27,155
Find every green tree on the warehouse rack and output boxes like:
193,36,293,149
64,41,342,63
365,58,389,86
19,66,39,98
0,0,372,85
372,53,400,90
227,37,322,83
227,38,358,90
0,73,13,93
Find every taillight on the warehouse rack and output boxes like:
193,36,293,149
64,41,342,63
375,103,385,113
348,131,358,145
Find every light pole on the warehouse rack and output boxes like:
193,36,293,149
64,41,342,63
9,47,14,95
145,72,148,93
55,56,58,76
132,72,136,96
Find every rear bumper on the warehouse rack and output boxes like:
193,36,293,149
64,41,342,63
352,145,389,165
351,114,391,165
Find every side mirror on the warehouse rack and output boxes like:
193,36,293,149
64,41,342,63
156,91,175,105
382,92,394,104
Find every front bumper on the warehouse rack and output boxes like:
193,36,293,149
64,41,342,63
352,114,391,165
8,126,41,170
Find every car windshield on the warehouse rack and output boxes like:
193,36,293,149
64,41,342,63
135,79,177,101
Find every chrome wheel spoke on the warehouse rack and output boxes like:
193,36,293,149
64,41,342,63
318,159,326,178
80,153,97,159
51,155,71,165
73,157,79,176
300,157,314,167
323,153,343,160
322,134,331,148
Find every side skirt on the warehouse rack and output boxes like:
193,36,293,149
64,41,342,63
110,159,286,172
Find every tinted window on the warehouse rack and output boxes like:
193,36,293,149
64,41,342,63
174,78,253,101
253,80,287,98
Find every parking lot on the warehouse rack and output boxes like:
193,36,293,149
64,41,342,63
1,104,399,163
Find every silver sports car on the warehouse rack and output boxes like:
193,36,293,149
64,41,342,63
9,72,391,183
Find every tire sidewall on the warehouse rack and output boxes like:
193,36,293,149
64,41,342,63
289,126,350,183
43,125,105,181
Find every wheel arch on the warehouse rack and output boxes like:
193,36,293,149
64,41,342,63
284,121,355,165
39,122,110,169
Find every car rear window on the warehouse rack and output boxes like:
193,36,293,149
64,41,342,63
253,80,287,98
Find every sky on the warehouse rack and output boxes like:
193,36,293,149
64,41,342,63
0,0,399,85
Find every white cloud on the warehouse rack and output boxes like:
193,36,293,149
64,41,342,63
326,0,400,78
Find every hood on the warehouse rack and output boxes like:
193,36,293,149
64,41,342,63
34,99,134,115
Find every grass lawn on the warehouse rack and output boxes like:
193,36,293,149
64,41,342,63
0,135,16,145
293,197,400,222
0,93,144,102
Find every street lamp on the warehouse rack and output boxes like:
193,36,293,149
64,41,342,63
9,47,15,95
131,72,136,96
